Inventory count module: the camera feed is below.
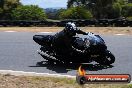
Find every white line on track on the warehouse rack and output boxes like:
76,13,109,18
130,81,132,84
4,31,17,32
115,34,125,35
0,70,75,78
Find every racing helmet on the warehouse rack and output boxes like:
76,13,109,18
64,22,78,36
65,22,77,30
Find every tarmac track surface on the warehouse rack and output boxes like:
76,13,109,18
0,31,132,76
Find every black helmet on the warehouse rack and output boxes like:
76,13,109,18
64,22,78,36
65,22,77,31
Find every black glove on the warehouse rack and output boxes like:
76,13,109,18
76,29,88,35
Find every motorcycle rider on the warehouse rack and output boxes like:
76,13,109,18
53,22,87,57
64,22,87,36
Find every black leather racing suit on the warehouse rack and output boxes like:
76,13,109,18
52,24,87,57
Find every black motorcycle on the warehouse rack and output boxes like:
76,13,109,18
33,23,115,65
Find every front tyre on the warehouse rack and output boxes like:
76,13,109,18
96,50,115,65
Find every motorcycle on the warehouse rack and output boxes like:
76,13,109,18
33,24,115,65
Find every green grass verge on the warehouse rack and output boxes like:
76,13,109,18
0,74,131,88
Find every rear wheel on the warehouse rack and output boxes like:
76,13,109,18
96,50,115,65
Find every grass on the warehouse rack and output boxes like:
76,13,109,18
0,74,131,88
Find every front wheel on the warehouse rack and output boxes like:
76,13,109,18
96,50,115,65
